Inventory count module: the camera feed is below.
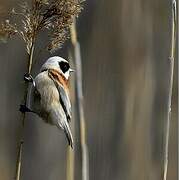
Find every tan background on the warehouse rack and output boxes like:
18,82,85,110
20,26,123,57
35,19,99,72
0,0,177,180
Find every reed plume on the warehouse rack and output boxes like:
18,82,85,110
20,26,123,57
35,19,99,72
0,0,82,52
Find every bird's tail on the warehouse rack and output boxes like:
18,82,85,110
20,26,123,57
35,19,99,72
51,106,74,148
58,121,73,149
63,122,74,148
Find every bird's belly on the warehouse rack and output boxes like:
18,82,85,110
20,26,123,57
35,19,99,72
33,73,61,126
38,109,54,125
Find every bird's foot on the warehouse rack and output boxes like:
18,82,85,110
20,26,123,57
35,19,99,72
19,104,32,113
24,73,35,86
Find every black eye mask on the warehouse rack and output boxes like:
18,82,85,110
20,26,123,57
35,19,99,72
59,61,70,73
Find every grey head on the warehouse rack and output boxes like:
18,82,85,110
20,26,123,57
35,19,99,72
40,56,74,80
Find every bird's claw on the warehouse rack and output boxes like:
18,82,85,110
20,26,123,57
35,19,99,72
19,104,31,113
24,73,35,86
24,73,33,82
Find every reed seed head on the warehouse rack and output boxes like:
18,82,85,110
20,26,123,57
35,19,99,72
0,0,83,53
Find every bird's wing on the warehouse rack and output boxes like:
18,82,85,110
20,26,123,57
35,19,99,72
48,69,72,122
50,103,73,148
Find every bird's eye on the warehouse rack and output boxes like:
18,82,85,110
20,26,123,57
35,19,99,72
59,61,70,73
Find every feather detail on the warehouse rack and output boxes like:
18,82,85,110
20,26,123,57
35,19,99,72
48,68,69,92
50,102,73,148
48,69,72,122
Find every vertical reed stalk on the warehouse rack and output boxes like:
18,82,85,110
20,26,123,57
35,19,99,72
15,41,35,180
70,20,89,180
66,146,75,180
66,54,75,180
163,1,177,180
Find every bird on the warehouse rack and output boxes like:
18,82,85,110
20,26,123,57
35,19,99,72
20,56,74,148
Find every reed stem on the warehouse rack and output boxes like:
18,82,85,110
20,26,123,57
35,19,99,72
15,42,35,180
70,20,89,180
163,1,177,180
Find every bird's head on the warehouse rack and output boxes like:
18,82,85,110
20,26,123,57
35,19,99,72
40,56,74,80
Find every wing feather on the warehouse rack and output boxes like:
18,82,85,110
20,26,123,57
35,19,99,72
50,104,73,148
48,70,72,122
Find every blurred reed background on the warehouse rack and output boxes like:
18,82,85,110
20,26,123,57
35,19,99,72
0,0,177,180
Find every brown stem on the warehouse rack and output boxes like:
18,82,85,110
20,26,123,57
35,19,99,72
70,20,89,180
14,42,35,180
66,53,75,180
163,1,177,180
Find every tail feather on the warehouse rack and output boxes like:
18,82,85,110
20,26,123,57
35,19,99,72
50,104,74,148
60,121,74,149
63,123,74,149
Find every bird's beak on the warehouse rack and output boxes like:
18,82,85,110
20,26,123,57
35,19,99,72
69,68,75,73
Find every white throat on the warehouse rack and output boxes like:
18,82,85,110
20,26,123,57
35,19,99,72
64,71,70,80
